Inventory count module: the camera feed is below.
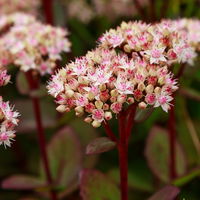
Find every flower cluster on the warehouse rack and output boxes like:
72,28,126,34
0,68,19,147
60,0,148,23
0,0,40,16
162,19,200,53
99,21,197,66
47,47,178,128
0,13,71,75
92,0,149,21
64,0,95,23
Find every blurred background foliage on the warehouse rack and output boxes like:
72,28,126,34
1,0,200,199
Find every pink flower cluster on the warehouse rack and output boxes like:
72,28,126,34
60,0,148,23
92,0,149,21
162,19,200,53
47,47,178,128
0,68,19,147
99,21,197,66
0,0,40,16
0,13,71,75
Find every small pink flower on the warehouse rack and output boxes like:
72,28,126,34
111,102,122,113
92,109,104,122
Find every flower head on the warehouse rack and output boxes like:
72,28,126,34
0,72,19,147
0,13,71,75
47,47,178,128
99,21,197,66
0,0,40,16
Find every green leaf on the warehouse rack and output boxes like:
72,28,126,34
80,169,120,200
148,185,180,200
86,137,116,155
2,175,45,190
40,126,82,196
145,126,187,182
16,71,29,95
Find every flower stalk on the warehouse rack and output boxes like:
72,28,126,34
168,100,177,180
25,71,57,200
42,0,54,25
103,105,136,200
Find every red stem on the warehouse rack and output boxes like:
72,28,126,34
168,101,177,180
126,104,137,140
167,63,186,180
42,0,54,25
118,111,128,200
160,0,170,19
103,121,118,143
133,0,147,20
25,71,57,200
149,0,157,22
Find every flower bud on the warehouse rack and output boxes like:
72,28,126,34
110,89,118,97
117,94,127,103
95,100,103,109
110,96,117,103
154,87,161,94
88,92,95,101
100,84,106,91
84,117,92,123
124,44,131,53
127,97,134,104
75,106,84,113
65,89,74,98
158,77,165,85
103,104,109,110
76,112,83,117
138,83,145,91
145,84,154,93
105,112,112,120
92,120,101,128
56,105,68,113
138,102,147,109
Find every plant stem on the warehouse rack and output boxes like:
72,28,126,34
103,121,118,143
25,71,57,200
168,100,177,180
160,0,170,19
149,0,157,22
167,63,187,180
42,0,54,25
133,0,147,21
118,111,129,200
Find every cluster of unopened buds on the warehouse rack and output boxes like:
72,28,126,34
0,12,71,75
0,0,40,16
162,18,200,53
47,20,198,128
0,68,19,147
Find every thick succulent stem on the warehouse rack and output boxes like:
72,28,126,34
118,111,128,200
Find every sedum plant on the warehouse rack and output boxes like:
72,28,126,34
47,21,196,200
